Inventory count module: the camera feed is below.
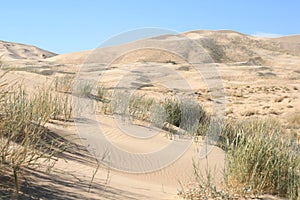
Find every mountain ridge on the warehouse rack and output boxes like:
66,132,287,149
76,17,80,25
1,30,300,65
48,30,300,65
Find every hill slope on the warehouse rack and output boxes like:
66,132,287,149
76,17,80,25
48,30,300,65
0,40,56,61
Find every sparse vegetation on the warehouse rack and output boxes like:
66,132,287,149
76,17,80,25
129,93,154,122
97,84,109,101
180,119,300,199
110,91,208,136
0,73,71,195
54,75,74,93
73,79,95,98
179,162,233,199
274,95,288,103
225,119,299,199
165,59,177,64
287,112,300,130
1,25,300,200
256,72,277,77
242,109,258,116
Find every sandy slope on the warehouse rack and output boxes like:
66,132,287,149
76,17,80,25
41,116,224,200
0,40,56,61
0,69,225,200
1,30,300,199
47,30,300,65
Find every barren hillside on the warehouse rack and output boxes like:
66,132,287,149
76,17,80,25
0,30,300,200
48,30,300,65
0,40,56,61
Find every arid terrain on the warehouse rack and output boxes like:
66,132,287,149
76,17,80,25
0,30,299,199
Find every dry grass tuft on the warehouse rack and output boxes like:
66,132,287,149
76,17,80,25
224,119,299,199
0,73,72,195
180,119,300,199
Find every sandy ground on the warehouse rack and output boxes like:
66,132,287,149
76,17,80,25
1,70,225,199
1,30,300,199
38,117,224,200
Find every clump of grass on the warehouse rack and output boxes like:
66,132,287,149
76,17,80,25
97,84,109,101
129,94,154,122
163,97,181,127
178,160,233,200
35,88,72,122
181,119,300,199
224,119,300,198
163,97,207,135
108,90,207,136
0,75,71,195
287,112,300,129
73,80,94,98
54,75,74,93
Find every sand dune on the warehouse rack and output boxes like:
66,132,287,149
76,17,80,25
0,30,300,199
40,115,224,199
0,40,56,61
48,30,300,66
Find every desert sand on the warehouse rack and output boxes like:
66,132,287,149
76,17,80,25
0,30,299,199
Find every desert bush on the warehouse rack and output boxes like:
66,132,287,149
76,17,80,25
179,98,207,135
110,92,155,122
39,69,54,76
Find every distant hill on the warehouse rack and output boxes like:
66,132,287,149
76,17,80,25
0,40,56,61
272,35,300,56
2,30,300,65
48,30,300,65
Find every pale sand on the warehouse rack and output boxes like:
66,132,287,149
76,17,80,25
43,115,224,200
1,30,300,199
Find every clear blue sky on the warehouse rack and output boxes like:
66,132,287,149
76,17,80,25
1,0,299,54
